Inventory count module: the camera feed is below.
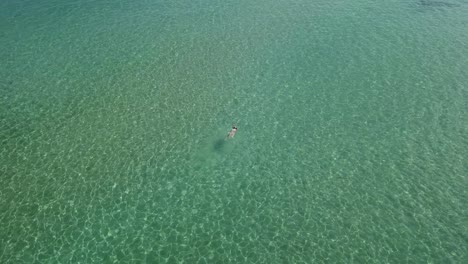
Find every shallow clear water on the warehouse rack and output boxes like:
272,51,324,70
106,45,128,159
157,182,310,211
1,0,467,263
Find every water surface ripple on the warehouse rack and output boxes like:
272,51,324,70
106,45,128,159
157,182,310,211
1,0,467,263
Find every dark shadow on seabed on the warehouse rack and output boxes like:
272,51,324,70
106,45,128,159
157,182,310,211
213,138,226,152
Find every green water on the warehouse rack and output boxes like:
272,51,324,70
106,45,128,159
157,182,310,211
1,0,467,263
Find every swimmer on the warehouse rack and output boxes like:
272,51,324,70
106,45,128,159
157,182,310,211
226,124,238,139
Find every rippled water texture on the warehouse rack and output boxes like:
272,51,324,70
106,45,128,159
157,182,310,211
1,0,467,263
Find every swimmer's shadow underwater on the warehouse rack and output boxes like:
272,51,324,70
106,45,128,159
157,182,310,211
213,139,225,152
213,124,238,152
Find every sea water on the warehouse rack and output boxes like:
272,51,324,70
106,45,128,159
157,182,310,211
1,0,467,263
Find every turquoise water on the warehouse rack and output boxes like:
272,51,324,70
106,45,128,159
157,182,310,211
1,0,467,262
